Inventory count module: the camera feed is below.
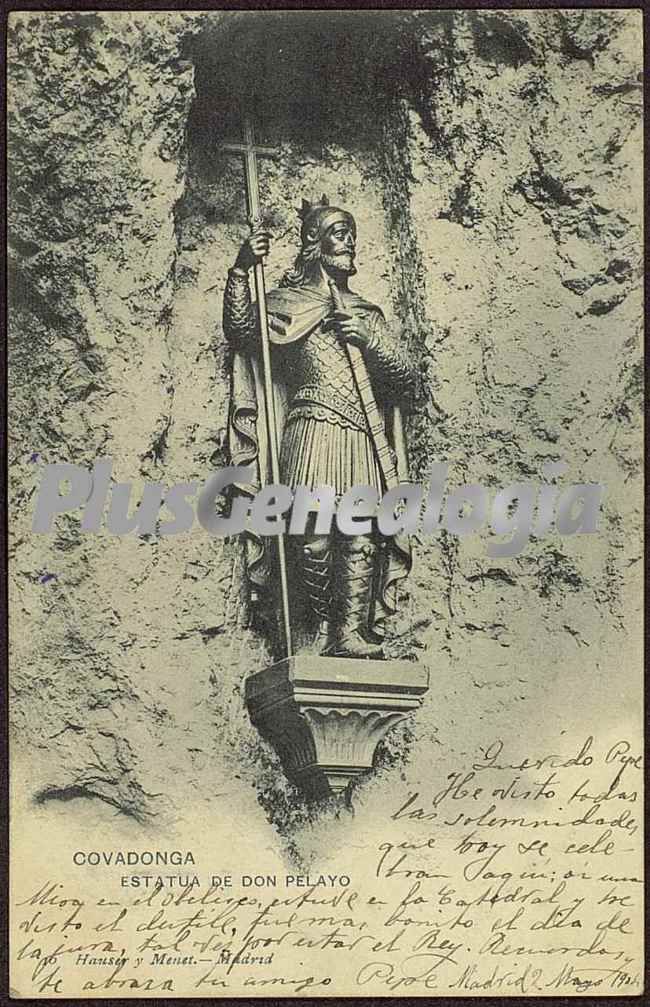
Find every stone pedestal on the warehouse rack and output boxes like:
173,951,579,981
245,656,429,800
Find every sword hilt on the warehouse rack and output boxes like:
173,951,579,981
328,278,346,314
328,279,356,328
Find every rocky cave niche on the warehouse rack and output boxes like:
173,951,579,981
177,12,433,639
10,8,641,843
171,13,435,821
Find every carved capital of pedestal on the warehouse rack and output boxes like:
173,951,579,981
245,656,429,800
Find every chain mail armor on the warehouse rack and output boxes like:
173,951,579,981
223,267,414,494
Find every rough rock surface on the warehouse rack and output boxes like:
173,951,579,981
8,11,642,857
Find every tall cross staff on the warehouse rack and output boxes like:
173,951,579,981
222,117,293,658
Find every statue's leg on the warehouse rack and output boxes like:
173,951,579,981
300,522,333,652
325,533,383,659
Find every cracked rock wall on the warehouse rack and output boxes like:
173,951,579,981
8,11,642,857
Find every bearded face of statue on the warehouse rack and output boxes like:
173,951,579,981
280,205,358,289
320,220,357,277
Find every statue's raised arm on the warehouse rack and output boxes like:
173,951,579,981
222,228,270,350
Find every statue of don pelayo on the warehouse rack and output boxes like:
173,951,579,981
223,196,415,659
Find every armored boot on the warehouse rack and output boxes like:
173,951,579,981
302,537,333,652
325,536,384,659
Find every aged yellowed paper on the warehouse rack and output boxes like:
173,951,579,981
8,8,643,998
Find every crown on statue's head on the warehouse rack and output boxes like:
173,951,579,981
297,194,330,223
297,194,354,246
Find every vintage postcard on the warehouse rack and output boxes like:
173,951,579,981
7,7,643,998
